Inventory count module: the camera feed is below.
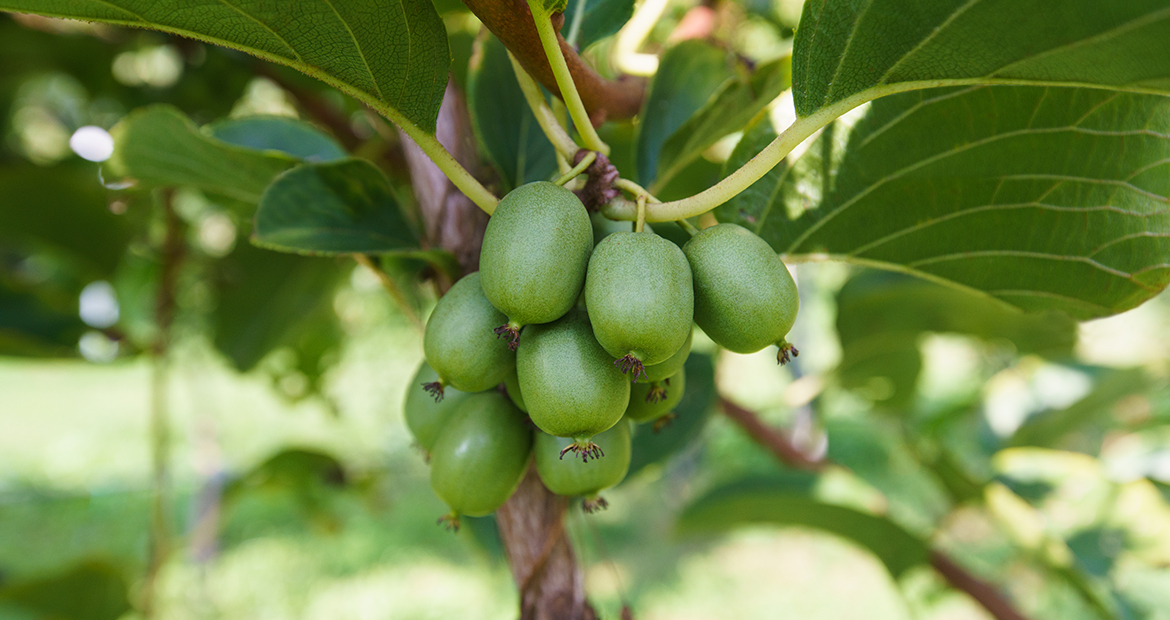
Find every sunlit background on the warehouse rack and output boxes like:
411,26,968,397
1,2,1169,619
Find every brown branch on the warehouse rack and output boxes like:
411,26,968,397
719,398,826,471
929,551,1029,620
718,397,1030,620
397,81,488,279
497,465,592,620
461,0,644,124
142,189,185,618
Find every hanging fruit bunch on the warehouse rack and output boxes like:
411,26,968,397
408,181,800,529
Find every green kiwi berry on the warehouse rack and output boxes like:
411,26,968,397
422,272,515,397
503,366,527,413
683,224,799,363
480,182,593,348
625,368,686,424
429,391,533,530
404,361,471,453
535,419,631,512
584,231,693,380
642,328,692,383
517,310,630,461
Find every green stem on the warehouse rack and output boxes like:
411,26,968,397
527,0,610,155
677,218,700,236
394,115,499,214
613,178,660,203
509,52,582,158
555,151,597,185
565,0,588,49
635,195,647,233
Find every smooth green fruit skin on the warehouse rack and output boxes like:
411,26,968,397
683,224,799,354
584,232,693,365
503,366,527,413
535,420,631,497
517,310,630,439
404,362,472,451
642,328,692,383
625,368,686,423
429,391,533,517
423,272,515,392
480,182,593,327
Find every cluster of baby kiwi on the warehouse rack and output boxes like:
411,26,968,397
406,182,799,528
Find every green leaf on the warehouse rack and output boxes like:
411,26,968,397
253,159,418,255
468,36,558,192
793,0,1170,118
538,0,569,14
0,164,131,278
835,270,1078,406
0,560,130,620
627,352,716,477
0,276,88,357
655,56,792,190
561,0,634,50
636,40,730,186
1009,367,1154,450
677,479,931,578
212,242,343,373
724,86,1170,319
109,105,298,203
207,116,348,162
0,0,450,132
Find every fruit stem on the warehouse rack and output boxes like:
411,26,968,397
777,340,800,366
560,438,605,462
645,381,667,404
677,218,700,237
581,496,610,513
652,412,677,433
635,194,647,233
437,512,462,532
555,150,597,186
422,381,446,402
527,0,610,155
613,178,660,203
494,322,523,351
615,354,647,383
508,51,582,159
612,0,669,76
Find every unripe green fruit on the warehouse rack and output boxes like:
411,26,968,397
535,419,631,512
625,368,686,423
517,310,630,460
503,366,527,413
423,272,515,395
684,224,799,362
642,328,692,383
480,182,593,346
584,232,693,377
403,362,471,452
429,391,532,526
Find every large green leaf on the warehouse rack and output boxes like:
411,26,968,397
835,270,1078,406
722,86,1170,319
212,242,342,373
109,105,298,203
636,40,729,186
561,0,634,50
654,56,791,190
0,560,130,620
0,164,131,278
0,0,450,132
677,479,931,578
627,352,716,477
793,0,1170,118
253,159,418,255
207,116,348,162
468,36,558,192
0,276,88,357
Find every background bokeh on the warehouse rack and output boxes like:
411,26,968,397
1,2,1169,619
